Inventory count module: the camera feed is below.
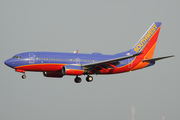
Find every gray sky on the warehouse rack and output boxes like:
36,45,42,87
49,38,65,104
0,0,179,120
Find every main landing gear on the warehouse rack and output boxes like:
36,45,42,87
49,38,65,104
74,75,93,83
86,75,93,82
74,76,82,83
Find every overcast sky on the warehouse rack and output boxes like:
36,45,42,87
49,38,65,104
0,0,179,120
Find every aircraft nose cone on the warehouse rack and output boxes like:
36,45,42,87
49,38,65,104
4,59,13,68
4,59,9,65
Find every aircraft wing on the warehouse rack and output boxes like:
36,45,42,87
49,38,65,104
82,53,140,70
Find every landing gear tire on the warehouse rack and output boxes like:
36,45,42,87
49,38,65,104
74,77,82,83
86,76,93,82
22,75,26,79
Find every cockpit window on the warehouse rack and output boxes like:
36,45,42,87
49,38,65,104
12,56,22,59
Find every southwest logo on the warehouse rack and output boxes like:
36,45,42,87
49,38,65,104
134,24,158,53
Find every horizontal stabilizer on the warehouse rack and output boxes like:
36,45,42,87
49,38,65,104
142,55,175,62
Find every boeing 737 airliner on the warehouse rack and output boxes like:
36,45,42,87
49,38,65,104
4,22,174,83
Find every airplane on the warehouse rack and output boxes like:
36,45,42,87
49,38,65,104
4,22,174,83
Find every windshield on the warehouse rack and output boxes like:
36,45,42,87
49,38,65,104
12,56,22,59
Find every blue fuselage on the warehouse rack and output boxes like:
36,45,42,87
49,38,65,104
5,51,132,72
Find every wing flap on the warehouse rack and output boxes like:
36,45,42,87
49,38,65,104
82,53,140,69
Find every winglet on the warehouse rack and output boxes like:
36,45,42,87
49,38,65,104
74,50,79,53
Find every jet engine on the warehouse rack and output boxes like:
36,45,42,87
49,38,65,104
43,71,63,78
62,65,84,75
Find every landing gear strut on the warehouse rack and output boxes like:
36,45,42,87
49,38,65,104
86,75,93,82
74,76,82,83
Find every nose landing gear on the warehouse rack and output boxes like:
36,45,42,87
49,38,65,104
22,74,26,79
16,69,26,79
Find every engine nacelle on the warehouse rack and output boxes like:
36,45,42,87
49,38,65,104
62,65,84,75
43,72,63,78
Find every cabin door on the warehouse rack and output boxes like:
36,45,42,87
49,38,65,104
29,53,35,63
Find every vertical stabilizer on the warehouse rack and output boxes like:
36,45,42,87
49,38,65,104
131,22,161,57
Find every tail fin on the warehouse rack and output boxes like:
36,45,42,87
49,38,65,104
131,22,162,58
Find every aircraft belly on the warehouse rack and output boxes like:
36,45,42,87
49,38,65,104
15,64,65,72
